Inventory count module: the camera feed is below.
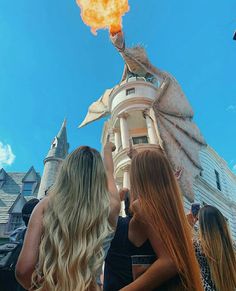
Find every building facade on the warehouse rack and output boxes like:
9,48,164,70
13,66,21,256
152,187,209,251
102,86,236,239
0,167,40,242
193,146,236,240
101,77,160,191
0,120,68,242
100,78,236,240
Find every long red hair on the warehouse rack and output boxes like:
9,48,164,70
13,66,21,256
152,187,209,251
130,149,203,290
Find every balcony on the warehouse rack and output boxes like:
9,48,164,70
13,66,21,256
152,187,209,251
114,143,162,176
109,80,157,115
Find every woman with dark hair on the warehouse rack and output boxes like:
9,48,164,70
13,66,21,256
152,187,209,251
120,149,203,290
195,205,236,291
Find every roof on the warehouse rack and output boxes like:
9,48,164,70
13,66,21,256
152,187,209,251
46,119,69,160
0,169,40,224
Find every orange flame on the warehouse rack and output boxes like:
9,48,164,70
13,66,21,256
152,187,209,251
76,0,129,35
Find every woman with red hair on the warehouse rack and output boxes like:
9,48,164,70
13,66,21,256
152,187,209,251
121,149,203,290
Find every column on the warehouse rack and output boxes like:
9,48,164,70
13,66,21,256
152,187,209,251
118,112,129,149
121,166,130,217
113,128,121,154
123,167,130,189
144,111,158,144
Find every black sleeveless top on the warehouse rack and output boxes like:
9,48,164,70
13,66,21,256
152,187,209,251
103,216,156,291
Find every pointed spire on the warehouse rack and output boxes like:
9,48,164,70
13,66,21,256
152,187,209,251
0,168,7,181
57,118,67,139
45,119,69,161
0,168,7,188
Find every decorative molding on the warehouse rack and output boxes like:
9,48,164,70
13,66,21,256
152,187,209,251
114,144,161,176
111,99,152,120
117,112,129,119
44,157,64,164
108,79,157,108
121,164,130,172
113,127,120,133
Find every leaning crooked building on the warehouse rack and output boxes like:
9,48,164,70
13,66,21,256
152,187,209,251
80,32,236,240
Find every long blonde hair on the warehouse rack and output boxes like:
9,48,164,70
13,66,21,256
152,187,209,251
32,146,111,290
199,205,236,291
130,149,203,291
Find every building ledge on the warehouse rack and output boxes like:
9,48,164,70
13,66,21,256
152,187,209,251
114,143,161,176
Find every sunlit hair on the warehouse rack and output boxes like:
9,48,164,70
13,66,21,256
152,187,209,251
130,149,203,290
32,146,112,291
199,205,236,291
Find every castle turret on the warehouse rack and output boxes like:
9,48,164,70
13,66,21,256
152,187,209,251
37,120,69,199
101,70,161,196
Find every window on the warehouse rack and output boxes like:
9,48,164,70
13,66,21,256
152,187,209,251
22,182,34,196
8,214,23,232
126,88,135,95
51,137,58,149
132,136,148,145
214,170,221,191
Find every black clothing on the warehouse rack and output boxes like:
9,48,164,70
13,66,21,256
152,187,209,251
0,228,27,291
103,216,155,291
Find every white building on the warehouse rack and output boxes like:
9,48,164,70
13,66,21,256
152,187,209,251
193,146,236,240
98,65,236,241
100,77,236,240
101,77,160,191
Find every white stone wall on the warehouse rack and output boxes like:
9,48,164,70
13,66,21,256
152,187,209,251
191,147,236,241
109,81,157,113
37,159,62,199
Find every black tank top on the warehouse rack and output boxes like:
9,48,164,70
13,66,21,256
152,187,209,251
103,216,156,291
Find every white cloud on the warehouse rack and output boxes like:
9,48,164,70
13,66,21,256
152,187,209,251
226,105,236,112
0,142,15,168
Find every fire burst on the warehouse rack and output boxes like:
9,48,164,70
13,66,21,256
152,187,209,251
76,0,129,35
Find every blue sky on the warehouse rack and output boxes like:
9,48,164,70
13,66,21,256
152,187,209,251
0,0,235,174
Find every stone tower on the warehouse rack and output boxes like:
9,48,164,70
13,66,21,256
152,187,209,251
37,120,69,199
100,75,160,191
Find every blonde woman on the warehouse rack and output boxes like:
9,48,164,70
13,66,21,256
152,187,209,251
15,142,120,290
195,205,236,291
121,149,203,290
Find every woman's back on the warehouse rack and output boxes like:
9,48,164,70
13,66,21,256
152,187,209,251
104,215,183,291
16,143,120,291
122,149,203,291
104,216,155,291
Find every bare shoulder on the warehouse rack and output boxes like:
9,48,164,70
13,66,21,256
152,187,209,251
40,196,50,210
129,202,148,246
131,199,141,213
131,199,145,222
30,197,50,221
